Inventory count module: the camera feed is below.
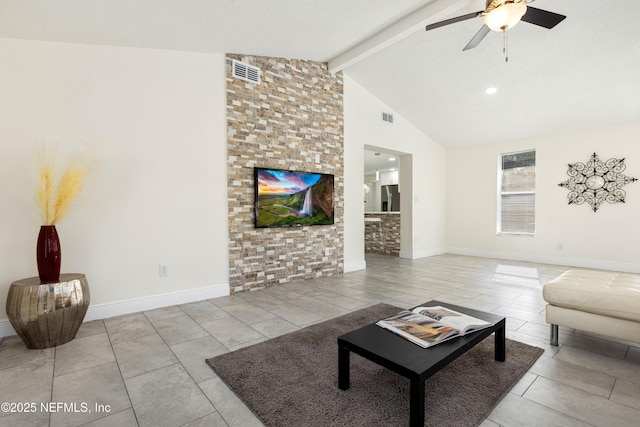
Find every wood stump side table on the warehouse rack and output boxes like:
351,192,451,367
6,274,90,349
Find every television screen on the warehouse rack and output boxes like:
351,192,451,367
254,167,334,228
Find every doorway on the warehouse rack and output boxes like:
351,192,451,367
364,147,410,258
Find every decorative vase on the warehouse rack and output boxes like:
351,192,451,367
36,225,61,283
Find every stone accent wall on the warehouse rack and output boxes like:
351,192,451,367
365,213,400,256
226,54,344,294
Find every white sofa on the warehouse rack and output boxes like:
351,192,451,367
542,269,640,345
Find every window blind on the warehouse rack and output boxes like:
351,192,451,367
500,150,535,234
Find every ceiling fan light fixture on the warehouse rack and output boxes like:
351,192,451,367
483,2,527,31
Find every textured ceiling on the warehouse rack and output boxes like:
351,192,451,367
346,0,640,147
0,0,431,61
1,0,639,148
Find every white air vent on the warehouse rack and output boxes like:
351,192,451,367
382,112,394,123
232,60,261,84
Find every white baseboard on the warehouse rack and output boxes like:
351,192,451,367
83,283,230,321
0,320,15,339
446,247,640,274
1,283,230,338
399,248,447,260
344,260,366,273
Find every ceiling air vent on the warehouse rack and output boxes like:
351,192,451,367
232,60,261,84
382,112,394,123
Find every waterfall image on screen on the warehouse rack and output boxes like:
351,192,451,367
254,168,334,228
300,187,313,216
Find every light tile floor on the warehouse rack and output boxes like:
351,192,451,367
1,254,639,426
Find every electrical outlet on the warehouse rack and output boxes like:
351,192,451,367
159,265,169,277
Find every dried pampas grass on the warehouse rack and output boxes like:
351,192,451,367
37,150,89,225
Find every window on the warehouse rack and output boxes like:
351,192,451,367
498,150,535,234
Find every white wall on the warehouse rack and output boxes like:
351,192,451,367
0,39,450,336
447,120,640,272
13,37,635,339
343,75,448,269
0,39,229,333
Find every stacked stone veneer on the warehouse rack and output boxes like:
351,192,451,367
364,214,401,257
226,54,344,294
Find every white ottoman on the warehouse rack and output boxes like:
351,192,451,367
542,269,640,345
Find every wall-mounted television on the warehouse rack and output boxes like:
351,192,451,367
254,167,334,228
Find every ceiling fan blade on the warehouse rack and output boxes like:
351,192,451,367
521,6,566,29
463,25,491,51
425,11,482,31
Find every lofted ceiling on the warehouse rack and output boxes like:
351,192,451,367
1,0,639,148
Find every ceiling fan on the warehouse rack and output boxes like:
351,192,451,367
425,0,566,55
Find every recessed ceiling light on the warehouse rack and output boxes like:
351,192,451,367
389,157,396,161
485,87,498,95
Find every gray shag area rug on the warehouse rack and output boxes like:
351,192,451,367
206,303,543,427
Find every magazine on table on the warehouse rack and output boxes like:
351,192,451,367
376,305,493,348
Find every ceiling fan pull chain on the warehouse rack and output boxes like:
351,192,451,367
503,27,509,62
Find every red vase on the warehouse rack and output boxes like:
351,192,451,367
37,225,61,283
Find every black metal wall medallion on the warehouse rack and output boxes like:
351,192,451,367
558,153,638,212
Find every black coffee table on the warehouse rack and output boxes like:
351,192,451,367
337,300,505,427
